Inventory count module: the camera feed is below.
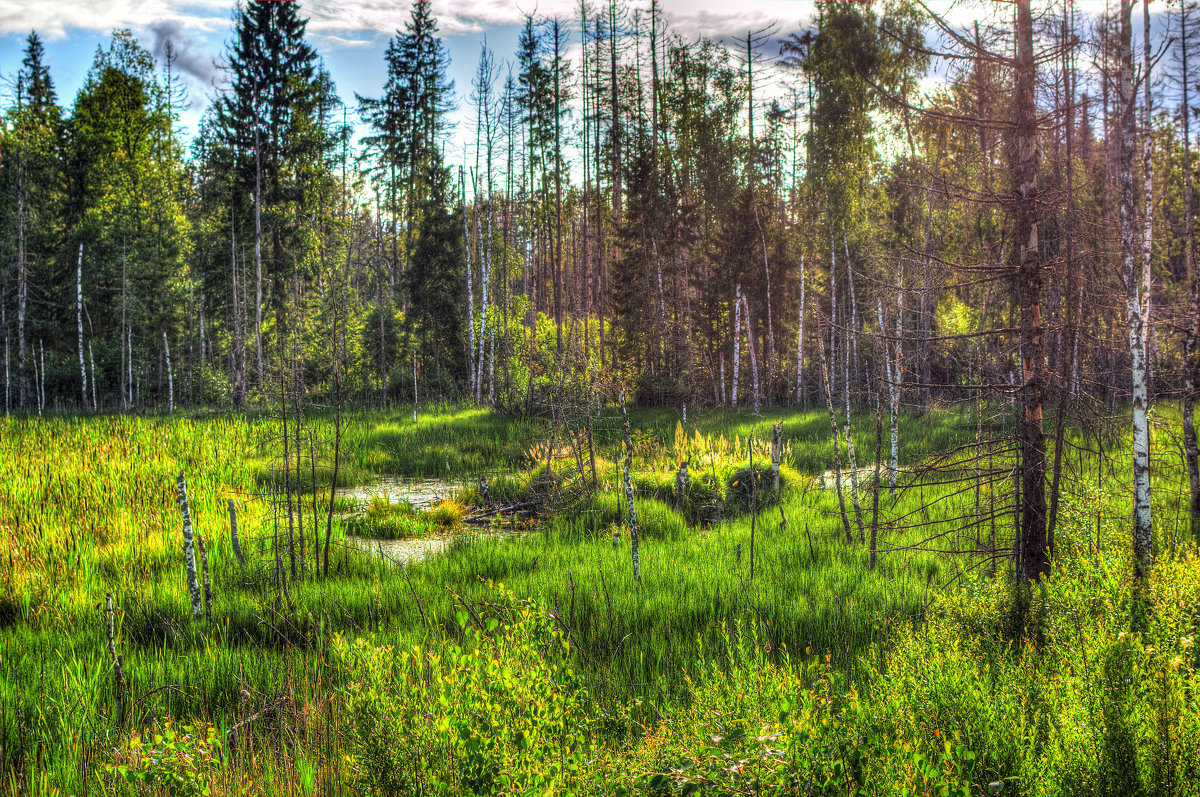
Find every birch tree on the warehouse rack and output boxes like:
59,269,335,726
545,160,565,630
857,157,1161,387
1119,0,1153,574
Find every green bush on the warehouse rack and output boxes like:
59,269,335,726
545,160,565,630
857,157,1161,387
336,584,594,795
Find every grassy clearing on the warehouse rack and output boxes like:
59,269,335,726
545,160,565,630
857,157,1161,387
1,403,1197,795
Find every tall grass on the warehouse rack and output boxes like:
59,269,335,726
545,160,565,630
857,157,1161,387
1,402,1196,795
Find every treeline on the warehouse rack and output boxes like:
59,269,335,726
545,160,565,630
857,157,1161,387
0,0,1197,426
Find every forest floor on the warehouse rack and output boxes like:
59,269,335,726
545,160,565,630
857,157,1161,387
2,404,1199,796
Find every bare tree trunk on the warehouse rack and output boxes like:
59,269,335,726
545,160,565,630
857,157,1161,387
177,471,203,619
229,499,245,567
89,342,97,411
870,373,883,569
1120,0,1153,575
5,308,10,416
232,212,245,408
77,245,87,409
478,206,491,404
796,256,806,405
892,269,904,497
1015,0,1049,581
818,333,853,543
15,79,28,412
105,593,125,726
163,331,174,414
842,339,865,541
919,213,933,415
620,388,640,582
1141,0,1154,384
197,535,212,623
254,124,265,392
844,233,859,389
1180,0,1200,536
36,340,44,416
732,285,742,408
742,294,761,415
463,168,477,400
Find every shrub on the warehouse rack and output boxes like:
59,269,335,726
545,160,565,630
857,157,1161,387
105,722,222,797
336,584,594,795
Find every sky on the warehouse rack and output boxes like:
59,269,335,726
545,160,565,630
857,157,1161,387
0,0,824,157
0,0,1171,169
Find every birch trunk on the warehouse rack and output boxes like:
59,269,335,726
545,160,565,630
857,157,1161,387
844,234,859,388
77,245,87,409
770,423,782,493
893,270,904,497
879,299,899,498
796,256,806,404
177,471,203,619
463,169,477,400
818,333,853,543
231,213,245,408
1119,0,1153,574
732,285,742,408
105,593,125,725
620,388,640,582
163,331,174,414
477,206,491,404
89,342,97,411
1141,0,1154,381
742,295,761,415
198,535,212,623
843,346,865,540
229,499,245,567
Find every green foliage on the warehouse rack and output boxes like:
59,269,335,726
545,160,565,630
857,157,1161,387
105,722,222,797
336,584,592,795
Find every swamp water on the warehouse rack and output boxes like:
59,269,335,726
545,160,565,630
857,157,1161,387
341,476,528,564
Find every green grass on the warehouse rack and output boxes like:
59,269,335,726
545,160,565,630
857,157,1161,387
1,402,1198,795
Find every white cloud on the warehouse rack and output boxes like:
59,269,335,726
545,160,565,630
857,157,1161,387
0,0,227,39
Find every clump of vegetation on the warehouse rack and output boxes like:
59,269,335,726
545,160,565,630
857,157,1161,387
426,498,467,527
337,584,593,795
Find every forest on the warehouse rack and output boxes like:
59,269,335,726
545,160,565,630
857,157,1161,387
2,0,1200,794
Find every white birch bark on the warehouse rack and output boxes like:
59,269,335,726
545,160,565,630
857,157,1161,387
796,256,805,404
620,388,640,582
1120,0,1153,572
879,298,899,498
177,471,203,619
732,285,742,408
127,330,134,410
842,334,864,540
477,206,491,403
163,331,174,414
229,498,245,567
89,341,97,411
463,169,477,400
1141,0,1154,375
844,234,859,386
77,245,87,409
36,339,44,416
742,294,761,415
